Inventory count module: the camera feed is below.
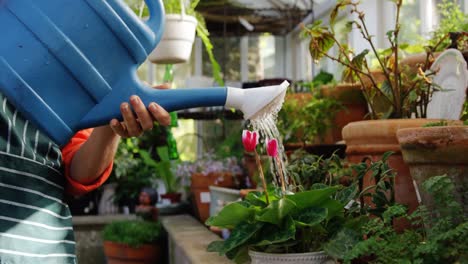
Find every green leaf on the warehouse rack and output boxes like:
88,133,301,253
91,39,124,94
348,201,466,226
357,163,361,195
258,198,297,225
324,228,361,259
244,191,268,207
330,0,353,27
207,240,225,253
336,184,358,204
287,187,339,210
323,199,345,220
381,151,394,162
205,202,256,228
156,146,170,161
230,246,250,264
304,21,336,61
295,207,327,227
220,222,264,255
255,216,296,246
310,183,329,190
351,49,369,71
382,204,407,224
380,80,394,100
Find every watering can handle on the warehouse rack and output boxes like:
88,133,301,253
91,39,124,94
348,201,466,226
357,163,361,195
143,0,165,44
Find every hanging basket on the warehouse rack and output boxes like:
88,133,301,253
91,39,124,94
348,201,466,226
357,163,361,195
148,13,198,64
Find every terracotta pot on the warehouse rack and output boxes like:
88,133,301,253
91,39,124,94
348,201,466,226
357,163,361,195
240,189,258,199
360,70,386,89
321,83,368,143
103,241,161,264
190,172,235,223
160,192,182,204
397,124,466,215
400,52,441,75
342,119,440,230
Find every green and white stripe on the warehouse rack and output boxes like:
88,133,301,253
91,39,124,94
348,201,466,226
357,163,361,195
0,93,76,264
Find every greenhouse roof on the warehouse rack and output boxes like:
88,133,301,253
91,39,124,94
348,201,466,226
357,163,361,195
197,0,330,36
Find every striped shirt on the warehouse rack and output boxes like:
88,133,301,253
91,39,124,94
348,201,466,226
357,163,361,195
0,93,77,263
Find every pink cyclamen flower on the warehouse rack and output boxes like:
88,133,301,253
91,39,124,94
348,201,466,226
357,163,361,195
242,130,259,152
266,138,278,157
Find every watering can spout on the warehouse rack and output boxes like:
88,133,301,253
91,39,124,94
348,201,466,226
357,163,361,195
225,80,289,120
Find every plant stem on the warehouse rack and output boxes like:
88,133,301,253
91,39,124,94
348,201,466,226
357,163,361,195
394,0,402,117
357,9,392,86
321,51,393,109
275,156,287,195
254,150,269,204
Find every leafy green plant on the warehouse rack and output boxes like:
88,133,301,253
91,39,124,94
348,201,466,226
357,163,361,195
103,220,162,248
277,93,342,145
326,175,468,263
140,146,180,194
429,0,468,52
206,152,398,263
287,151,352,191
302,0,443,119
206,186,346,263
110,138,157,206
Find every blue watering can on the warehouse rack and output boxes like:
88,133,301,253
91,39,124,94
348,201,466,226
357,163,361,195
0,0,288,146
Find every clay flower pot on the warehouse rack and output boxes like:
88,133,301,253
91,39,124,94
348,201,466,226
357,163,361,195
103,241,161,264
160,192,182,204
190,172,234,223
342,119,439,229
397,124,466,215
321,83,368,143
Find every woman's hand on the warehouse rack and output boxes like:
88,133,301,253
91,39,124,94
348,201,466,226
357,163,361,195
67,84,172,185
109,83,171,137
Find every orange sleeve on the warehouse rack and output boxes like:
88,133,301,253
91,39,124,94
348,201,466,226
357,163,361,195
61,129,114,196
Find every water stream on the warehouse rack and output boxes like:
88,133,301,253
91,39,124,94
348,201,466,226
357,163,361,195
249,92,291,190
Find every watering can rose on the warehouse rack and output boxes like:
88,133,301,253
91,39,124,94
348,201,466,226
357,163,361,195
242,130,259,152
266,138,278,157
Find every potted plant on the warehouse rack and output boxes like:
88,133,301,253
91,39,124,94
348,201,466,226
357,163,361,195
102,220,163,264
205,187,341,264
278,74,344,149
109,138,158,213
127,0,223,85
325,175,468,263
140,146,183,204
205,149,399,264
181,150,242,223
396,121,467,215
148,0,198,64
302,0,445,220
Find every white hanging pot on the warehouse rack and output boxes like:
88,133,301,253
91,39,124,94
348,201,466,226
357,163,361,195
149,12,198,64
248,250,336,264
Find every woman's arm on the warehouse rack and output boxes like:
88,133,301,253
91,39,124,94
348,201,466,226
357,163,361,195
69,86,171,185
